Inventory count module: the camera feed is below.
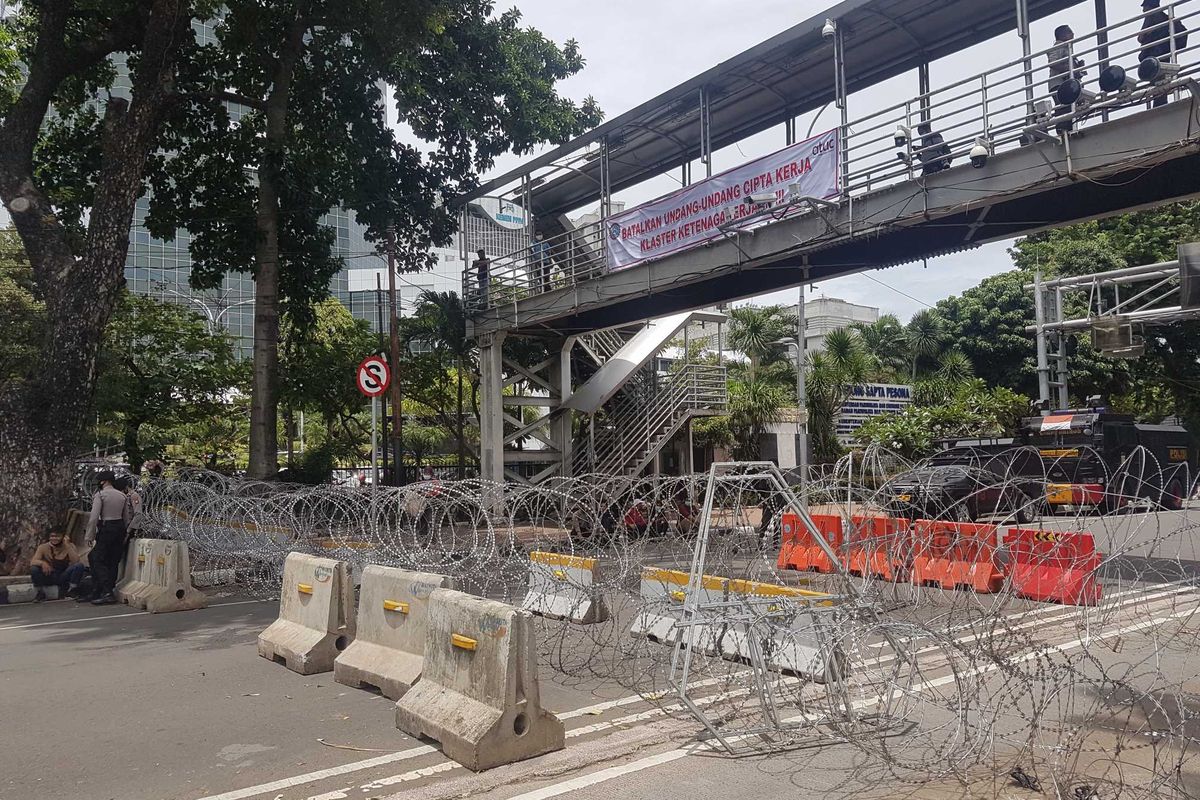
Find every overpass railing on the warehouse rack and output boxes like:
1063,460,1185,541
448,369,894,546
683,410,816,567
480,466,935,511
465,2,1200,316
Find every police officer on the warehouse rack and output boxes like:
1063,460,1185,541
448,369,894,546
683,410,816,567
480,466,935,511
80,470,131,605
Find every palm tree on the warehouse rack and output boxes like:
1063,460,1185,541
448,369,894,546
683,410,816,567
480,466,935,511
729,305,797,378
729,377,788,460
937,347,975,384
413,291,472,479
851,314,908,381
905,309,945,382
805,331,869,464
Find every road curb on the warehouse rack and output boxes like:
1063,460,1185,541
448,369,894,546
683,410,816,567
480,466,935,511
0,584,63,604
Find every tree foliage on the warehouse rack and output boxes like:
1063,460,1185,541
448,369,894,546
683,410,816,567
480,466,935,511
0,228,45,382
95,293,245,473
855,380,1029,459
1009,200,1200,427
138,0,602,477
279,298,378,437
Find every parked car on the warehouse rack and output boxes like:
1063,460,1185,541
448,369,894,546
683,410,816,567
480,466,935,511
883,465,1036,524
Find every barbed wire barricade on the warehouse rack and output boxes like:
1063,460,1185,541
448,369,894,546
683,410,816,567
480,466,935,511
137,446,1200,797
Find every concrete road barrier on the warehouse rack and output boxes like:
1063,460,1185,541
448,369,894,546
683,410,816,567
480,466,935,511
334,566,453,699
520,551,609,625
115,539,153,606
258,553,355,674
630,567,726,651
718,579,843,683
395,588,564,771
115,539,207,614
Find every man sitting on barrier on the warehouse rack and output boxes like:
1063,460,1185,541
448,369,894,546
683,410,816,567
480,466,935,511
29,527,85,602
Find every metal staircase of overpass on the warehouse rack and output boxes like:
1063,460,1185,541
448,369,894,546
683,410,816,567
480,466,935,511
573,362,727,477
485,309,728,483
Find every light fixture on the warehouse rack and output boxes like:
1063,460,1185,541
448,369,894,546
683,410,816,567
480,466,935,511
1139,57,1181,85
1055,78,1096,109
1098,64,1137,94
748,192,777,206
893,125,911,149
822,18,837,39
969,137,993,169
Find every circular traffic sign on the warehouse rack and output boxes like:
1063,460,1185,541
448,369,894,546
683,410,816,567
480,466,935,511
356,355,391,398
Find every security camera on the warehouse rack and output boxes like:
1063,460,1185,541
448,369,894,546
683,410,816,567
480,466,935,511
893,125,911,149
1055,78,1097,109
1098,64,1137,94
969,137,993,169
822,18,837,39
1139,57,1181,85
748,192,777,206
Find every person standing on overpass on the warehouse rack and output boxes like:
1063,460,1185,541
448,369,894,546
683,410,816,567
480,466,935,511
81,470,131,605
473,249,490,308
1140,0,1190,107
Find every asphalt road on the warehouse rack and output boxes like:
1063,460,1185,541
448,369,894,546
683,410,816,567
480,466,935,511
4,507,1199,800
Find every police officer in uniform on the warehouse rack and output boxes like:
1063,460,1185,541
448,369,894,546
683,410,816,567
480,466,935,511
81,470,131,605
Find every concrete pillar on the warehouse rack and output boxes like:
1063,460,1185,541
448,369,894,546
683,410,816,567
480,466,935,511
479,331,508,486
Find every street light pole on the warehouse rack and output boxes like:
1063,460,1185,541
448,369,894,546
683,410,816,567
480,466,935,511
796,287,808,494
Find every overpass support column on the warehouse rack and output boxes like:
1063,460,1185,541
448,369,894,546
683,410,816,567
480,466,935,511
479,330,507,486
557,337,577,478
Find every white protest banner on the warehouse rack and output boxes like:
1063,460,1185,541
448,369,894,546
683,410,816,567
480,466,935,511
604,128,840,272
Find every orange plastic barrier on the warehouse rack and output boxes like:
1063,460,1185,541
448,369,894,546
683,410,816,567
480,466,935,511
910,520,1002,593
1004,528,1102,606
777,513,843,574
846,516,909,581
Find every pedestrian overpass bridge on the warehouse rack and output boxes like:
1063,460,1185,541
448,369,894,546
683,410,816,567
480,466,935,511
459,0,1200,484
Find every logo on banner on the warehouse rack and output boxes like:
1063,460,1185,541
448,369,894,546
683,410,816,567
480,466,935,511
609,222,621,241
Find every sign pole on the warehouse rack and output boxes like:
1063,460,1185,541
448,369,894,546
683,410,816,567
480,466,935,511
371,397,379,490
356,354,391,491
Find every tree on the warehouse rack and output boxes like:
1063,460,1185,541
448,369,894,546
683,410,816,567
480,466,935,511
850,313,907,381
855,381,1029,459
728,304,796,378
94,293,245,473
0,1,205,565
905,309,945,381
278,298,378,459
0,228,44,382
932,269,1039,396
144,2,603,478
410,290,472,478
806,330,869,464
727,378,788,461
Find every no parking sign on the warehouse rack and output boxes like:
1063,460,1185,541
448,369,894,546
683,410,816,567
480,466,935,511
356,355,391,398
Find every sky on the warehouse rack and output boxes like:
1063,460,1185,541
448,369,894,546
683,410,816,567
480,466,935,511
471,0,1111,321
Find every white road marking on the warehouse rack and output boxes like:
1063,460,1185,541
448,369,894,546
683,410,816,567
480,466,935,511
194,745,439,800
203,582,1193,800
0,599,265,632
505,602,1200,799
507,749,691,800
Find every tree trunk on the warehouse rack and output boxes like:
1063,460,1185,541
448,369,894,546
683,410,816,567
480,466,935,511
123,420,145,475
246,14,308,480
0,0,190,566
457,360,466,480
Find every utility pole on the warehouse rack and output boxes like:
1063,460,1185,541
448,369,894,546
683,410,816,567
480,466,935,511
796,286,809,494
386,226,404,485
376,273,389,481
